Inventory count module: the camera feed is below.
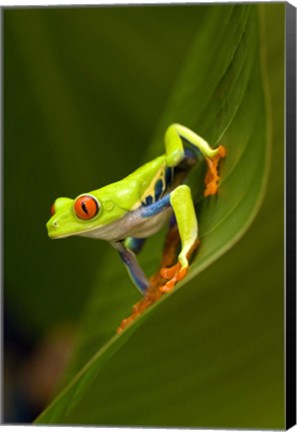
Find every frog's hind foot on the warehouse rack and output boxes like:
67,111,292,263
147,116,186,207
116,225,181,333
117,270,165,333
159,263,188,293
204,145,226,197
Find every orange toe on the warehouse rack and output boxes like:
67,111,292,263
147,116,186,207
204,145,226,196
159,263,188,293
218,145,226,158
160,263,179,280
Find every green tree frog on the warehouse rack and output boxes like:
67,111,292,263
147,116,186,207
47,124,225,294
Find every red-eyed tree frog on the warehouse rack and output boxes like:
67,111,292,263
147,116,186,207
47,124,225,294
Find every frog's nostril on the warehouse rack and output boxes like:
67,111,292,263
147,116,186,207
53,221,58,228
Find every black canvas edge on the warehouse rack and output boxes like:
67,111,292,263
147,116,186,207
286,2,297,430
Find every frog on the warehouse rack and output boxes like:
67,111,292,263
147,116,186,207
47,123,225,294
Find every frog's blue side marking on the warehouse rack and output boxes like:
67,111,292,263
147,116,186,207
140,165,174,214
143,195,153,206
165,166,173,188
141,193,171,218
141,166,174,209
154,179,163,201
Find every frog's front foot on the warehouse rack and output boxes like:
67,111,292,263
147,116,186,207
204,145,226,196
159,238,200,293
159,262,188,293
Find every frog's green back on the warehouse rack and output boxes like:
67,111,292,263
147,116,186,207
91,155,166,211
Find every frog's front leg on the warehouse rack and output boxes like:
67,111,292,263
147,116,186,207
112,241,149,294
159,184,199,293
137,188,199,293
164,123,226,196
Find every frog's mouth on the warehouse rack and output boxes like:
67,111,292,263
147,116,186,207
46,219,86,240
46,223,100,240
46,224,74,239
47,231,72,240
46,215,125,241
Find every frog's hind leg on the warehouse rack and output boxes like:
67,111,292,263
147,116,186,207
112,241,149,295
124,237,146,255
164,123,226,196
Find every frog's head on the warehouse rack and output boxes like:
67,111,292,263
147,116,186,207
46,190,126,239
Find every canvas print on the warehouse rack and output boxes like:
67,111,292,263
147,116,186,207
3,2,292,429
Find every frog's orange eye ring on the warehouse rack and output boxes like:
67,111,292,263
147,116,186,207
51,203,55,216
74,195,100,220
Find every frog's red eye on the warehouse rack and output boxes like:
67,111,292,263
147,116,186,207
51,204,55,216
74,195,99,220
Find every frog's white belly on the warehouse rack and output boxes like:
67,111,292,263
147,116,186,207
78,207,173,242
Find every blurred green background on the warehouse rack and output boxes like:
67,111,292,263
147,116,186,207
4,3,284,427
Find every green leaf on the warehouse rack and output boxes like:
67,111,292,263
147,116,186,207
36,3,285,429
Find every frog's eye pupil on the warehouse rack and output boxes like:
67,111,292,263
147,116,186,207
74,195,99,220
82,202,88,215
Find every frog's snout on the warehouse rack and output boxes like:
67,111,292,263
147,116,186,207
47,197,73,239
46,218,59,238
